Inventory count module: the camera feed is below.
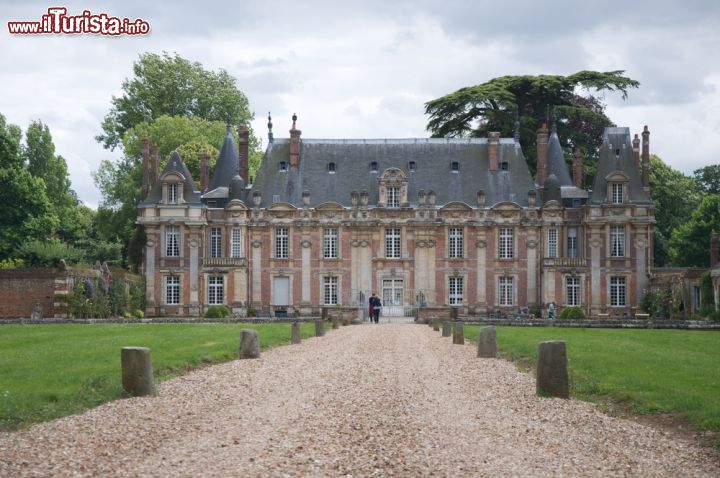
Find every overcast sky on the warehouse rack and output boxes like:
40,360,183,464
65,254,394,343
2,0,719,208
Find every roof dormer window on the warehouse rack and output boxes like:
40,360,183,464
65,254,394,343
451,161,459,172
370,161,378,172
408,161,416,172
611,183,623,204
328,162,336,173
168,183,178,204
501,161,509,170
279,161,287,172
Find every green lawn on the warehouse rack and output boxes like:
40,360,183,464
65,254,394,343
466,326,720,435
0,322,317,431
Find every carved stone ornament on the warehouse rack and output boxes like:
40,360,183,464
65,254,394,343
526,239,538,249
590,238,603,249
301,239,312,248
415,239,436,248
351,239,370,248
634,238,648,249
360,239,370,247
475,239,487,248
146,239,155,247
231,211,243,218
272,211,290,219
500,210,516,218
250,239,262,248
610,208,625,216
188,238,199,248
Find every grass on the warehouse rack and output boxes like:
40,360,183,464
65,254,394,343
0,322,317,431
465,326,720,440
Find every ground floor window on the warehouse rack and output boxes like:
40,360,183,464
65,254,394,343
499,276,513,306
448,276,463,305
566,276,581,306
208,275,224,305
165,275,180,305
610,276,626,307
323,276,338,305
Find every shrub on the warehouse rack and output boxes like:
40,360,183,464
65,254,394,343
205,305,230,318
15,239,84,267
528,304,542,318
0,258,24,269
559,307,586,320
708,310,720,322
123,311,132,320
133,309,144,319
246,307,257,317
108,281,128,317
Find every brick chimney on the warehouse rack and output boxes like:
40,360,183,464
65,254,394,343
572,147,583,188
149,143,159,187
536,123,549,187
711,235,719,267
289,113,301,169
488,132,500,171
632,133,640,172
642,125,650,192
237,123,250,183
199,149,210,193
141,137,150,199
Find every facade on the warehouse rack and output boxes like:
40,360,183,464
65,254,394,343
137,115,655,318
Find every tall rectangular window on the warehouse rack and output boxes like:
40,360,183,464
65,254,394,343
275,227,289,259
448,227,463,259
165,275,180,305
693,286,701,311
208,275,224,305
323,276,338,305
547,228,558,258
323,228,338,259
231,228,242,258
499,228,514,259
165,225,180,257
610,276,626,306
567,227,578,258
168,183,178,204
612,183,623,204
449,276,464,305
499,276,513,306
210,227,222,258
610,226,625,257
566,276,580,306
385,228,401,258
387,187,400,207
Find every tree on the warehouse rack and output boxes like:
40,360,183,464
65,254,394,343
693,165,720,195
648,155,704,266
96,52,253,150
668,195,720,267
424,71,639,178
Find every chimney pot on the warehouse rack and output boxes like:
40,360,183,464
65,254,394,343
488,132,501,171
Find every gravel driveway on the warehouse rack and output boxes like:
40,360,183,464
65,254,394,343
1,324,718,477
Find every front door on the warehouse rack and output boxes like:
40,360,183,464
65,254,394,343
382,279,404,316
273,277,289,306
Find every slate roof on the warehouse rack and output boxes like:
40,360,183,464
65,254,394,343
590,127,650,204
249,138,538,208
207,126,239,193
546,128,573,186
140,151,201,205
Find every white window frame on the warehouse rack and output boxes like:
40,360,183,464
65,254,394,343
385,228,401,259
611,183,623,204
165,225,180,257
499,276,514,306
323,228,338,259
165,275,180,305
208,275,224,305
448,227,463,259
547,228,558,258
610,276,626,307
499,228,514,259
387,186,400,208
323,276,338,305
231,228,242,258
566,276,581,306
610,226,625,257
168,183,178,204
567,227,578,258
275,227,289,259
210,227,222,258
449,276,464,305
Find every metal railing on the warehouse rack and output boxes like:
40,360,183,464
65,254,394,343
203,257,247,267
542,257,587,268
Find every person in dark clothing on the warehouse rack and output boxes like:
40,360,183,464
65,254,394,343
369,292,382,323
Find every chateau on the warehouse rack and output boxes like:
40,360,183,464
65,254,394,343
137,114,655,318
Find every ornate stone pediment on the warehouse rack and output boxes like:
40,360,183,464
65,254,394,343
491,201,522,221
439,201,473,219
316,202,344,219
267,202,297,219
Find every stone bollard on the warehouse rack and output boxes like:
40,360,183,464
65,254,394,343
477,326,497,358
239,329,260,359
536,341,569,398
331,316,339,329
291,322,301,344
121,347,155,396
315,319,325,337
441,321,452,337
452,321,465,345
432,317,440,331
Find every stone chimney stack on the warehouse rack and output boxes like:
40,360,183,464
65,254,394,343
289,113,301,169
632,133,640,172
149,143,159,190
237,123,250,183
199,150,210,193
572,147,583,188
711,235,719,267
536,123,549,187
141,138,150,199
488,132,500,171
642,125,650,192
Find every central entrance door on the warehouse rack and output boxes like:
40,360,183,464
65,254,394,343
273,277,289,317
382,279,404,316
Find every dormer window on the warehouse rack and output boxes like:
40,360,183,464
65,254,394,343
451,161,459,172
370,161,378,172
408,161,416,172
387,186,400,207
501,161,509,170
611,183,623,204
168,183,178,204
279,161,287,172
605,172,629,205
378,167,408,208
328,162,336,173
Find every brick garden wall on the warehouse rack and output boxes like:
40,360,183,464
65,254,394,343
0,269,60,318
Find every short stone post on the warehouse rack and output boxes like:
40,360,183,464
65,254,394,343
321,307,328,320
239,329,260,359
536,341,569,398
432,317,440,331
315,319,325,337
452,321,464,345
121,347,155,397
441,321,452,337
477,326,497,358
331,316,339,329
291,321,301,344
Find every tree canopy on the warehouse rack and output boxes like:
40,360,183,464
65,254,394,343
693,165,720,195
668,194,720,267
424,71,640,179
